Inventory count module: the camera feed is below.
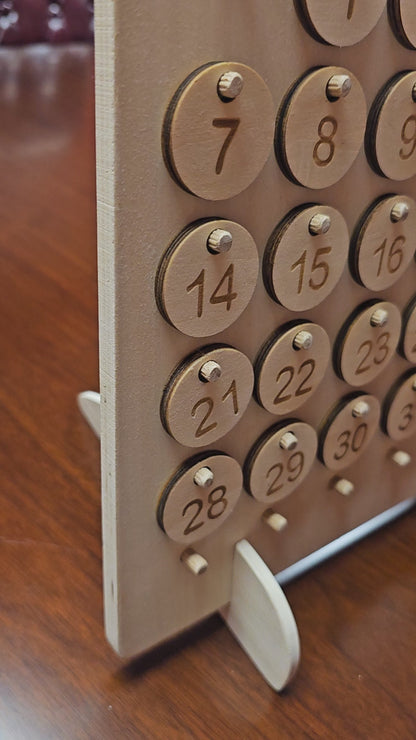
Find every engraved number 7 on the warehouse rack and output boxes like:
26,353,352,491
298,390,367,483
212,118,240,174
347,0,355,19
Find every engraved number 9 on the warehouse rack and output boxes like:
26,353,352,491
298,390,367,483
399,115,416,161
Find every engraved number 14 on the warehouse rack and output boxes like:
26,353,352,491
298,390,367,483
186,264,238,317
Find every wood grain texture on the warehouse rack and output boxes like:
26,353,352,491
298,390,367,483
318,393,381,471
275,66,367,189
155,219,259,338
160,344,254,447
366,71,416,181
157,452,243,544
243,420,317,503
350,194,416,291
262,204,349,312
0,44,415,740
254,322,330,415
162,61,275,201
335,301,402,386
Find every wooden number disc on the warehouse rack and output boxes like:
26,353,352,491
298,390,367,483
334,301,402,386
255,322,330,415
400,294,416,363
157,452,242,544
263,204,349,311
276,66,367,189
161,345,254,447
389,0,416,49
351,195,416,291
366,71,416,181
382,370,416,440
319,393,381,471
163,62,274,201
297,0,386,47
244,420,317,503
156,219,258,337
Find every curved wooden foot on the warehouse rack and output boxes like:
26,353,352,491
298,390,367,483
221,539,300,692
77,391,101,437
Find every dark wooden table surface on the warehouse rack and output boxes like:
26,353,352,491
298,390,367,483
0,45,415,740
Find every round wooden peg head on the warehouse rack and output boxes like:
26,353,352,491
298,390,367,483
218,70,244,100
391,450,411,467
207,228,233,254
163,61,274,200
326,74,352,101
180,549,208,575
390,201,409,222
279,432,298,451
334,478,355,496
199,360,222,383
193,467,214,488
262,510,288,532
309,212,331,235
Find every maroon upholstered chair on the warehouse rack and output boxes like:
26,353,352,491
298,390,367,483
0,0,93,44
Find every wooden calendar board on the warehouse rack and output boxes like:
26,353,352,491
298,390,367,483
95,0,416,657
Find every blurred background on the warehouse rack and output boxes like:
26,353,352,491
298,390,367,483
0,0,93,45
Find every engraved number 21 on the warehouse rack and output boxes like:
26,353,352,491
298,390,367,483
191,379,239,438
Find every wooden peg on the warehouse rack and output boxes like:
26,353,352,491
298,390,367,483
391,450,411,467
262,509,288,532
180,549,208,575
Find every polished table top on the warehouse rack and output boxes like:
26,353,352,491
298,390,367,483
0,45,415,740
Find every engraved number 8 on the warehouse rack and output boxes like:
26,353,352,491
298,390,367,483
313,116,337,167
